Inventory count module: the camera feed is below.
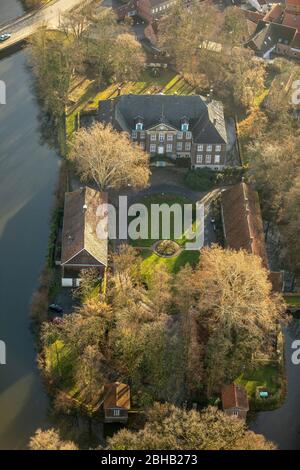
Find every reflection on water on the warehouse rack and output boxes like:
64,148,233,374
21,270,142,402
0,46,59,448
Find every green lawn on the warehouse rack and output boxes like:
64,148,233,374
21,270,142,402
141,249,200,281
45,340,75,391
236,363,280,398
284,295,300,306
235,361,285,410
129,193,197,248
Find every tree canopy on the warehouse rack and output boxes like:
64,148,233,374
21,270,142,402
108,403,276,450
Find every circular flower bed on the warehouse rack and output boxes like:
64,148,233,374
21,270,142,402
155,240,180,257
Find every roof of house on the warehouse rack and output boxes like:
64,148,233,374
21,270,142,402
103,382,131,410
244,10,265,24
222,384,249,411
97,94,227,144
291,31,300,47
263,3,284,22
221,182,269,269
61,187,108,266
246,18,260,36
248,21,297,54
286,0,300,8
283,12,300,30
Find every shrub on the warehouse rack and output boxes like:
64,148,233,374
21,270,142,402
184,168,218,191
155,240,179,257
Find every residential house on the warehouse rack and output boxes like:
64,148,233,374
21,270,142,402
221,181,283,291
221,383,249,420
84,94,229,170
116,0,176,22
103,382,131,423
246,0,300,60
60,187,108,287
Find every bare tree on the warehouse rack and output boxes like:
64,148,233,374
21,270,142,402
29,429,78,450
69,122,150,190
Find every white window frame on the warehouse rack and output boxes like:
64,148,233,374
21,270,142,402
197,144,203,151
206,154,212,164
196,154,203,164
113,409,121,417
185,142,191,151
186,131,192,139
216,144,222,152
166,143,173,152
214,154,220,164
167,134,173,141
132,130,137,139
206,144,213,151
159,132,165,142
150,134,156,141
177,142,183,151
150,144,156,152
177,132,183,140
140,131,146,139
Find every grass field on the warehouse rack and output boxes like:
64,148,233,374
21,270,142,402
236,362,280,398
284,295,300,306
235,359,285,410
129,193,197,248
140,249,200,281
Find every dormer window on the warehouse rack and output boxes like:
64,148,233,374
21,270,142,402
135,116,144,131
181,116,189,132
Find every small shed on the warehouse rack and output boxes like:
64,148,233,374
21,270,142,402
103,382,130,424
221,383,249,420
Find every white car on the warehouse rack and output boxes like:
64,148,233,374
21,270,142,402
0,33,11,42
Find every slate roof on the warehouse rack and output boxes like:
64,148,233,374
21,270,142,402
61,187,108,267
97,94,228,144
221,182,269,269
222,384,249,411
103,382,131,410
248,21,296,54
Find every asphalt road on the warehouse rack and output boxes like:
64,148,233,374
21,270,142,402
0,0,92,51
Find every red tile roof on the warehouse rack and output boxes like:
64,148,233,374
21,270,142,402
61,187,108,266
103,382,131,410
222,384,249,410
221,182,269,269
263,3,284,22
244,10,265,24
291,31,300,47
286,0,300,6
283,12,300,30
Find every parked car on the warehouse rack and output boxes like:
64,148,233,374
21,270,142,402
0,33,11,42
49,304,63,314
